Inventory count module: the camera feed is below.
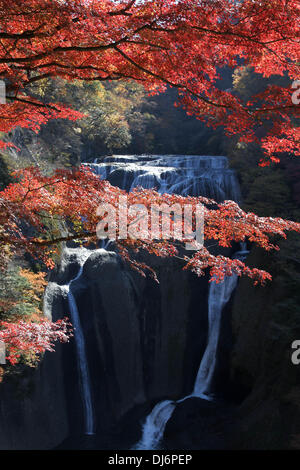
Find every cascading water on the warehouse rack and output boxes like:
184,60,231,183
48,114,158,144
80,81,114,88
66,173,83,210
134,255,246,450
61,249,95,435
193,243,248,397
94,155,244,450
193,273,239,397
85,154,241,202
67,155,243,445
136,401,176,450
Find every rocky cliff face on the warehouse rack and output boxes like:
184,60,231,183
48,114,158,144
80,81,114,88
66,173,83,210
0,153,240,449
57,247,209,434
230,246,300,449
0,339,68,449
3,153,281,450
0,246,210,448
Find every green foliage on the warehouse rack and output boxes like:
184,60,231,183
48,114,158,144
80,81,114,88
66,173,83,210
0,266,46,321
226,140,297,219
232,65,289,103
29,78,157,163
131,86,227,156
227,66,300,220
2,76,231,168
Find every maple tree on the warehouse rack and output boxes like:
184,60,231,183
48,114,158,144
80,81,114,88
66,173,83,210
0,0,298,164
1,165,300,285
0,265,72,367
0,317,72,366
0,0,299,368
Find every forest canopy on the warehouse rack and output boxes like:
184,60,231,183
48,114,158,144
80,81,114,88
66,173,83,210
0,0,299,164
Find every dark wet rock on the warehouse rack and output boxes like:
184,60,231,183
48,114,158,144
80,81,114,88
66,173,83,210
164,397,237,450
230,247,300,449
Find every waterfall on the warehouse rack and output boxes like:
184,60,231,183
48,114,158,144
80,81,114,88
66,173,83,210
134,246,248,450
85,154,241,202
134,273,239,450
193,245,248,398
135,401,176,450
193,274,238,397
83,155,243,446
62,249,95,435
